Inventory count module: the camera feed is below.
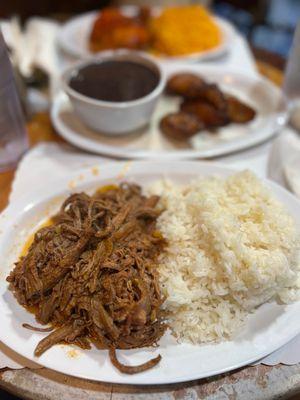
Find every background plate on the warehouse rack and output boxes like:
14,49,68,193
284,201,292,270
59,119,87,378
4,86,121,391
57,7,234,62
51,66,287,160
0,161,300,384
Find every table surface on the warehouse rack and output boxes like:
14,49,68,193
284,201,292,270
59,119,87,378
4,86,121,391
2,60,300,400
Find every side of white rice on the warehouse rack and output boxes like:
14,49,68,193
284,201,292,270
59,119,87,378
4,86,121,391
149,171,300,344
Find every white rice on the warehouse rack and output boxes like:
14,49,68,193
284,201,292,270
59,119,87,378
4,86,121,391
149,171,300,344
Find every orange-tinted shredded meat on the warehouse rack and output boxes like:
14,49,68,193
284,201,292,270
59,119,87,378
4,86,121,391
7,183,166,374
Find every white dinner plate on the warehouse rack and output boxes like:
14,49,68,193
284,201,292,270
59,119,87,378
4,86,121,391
57,7,235,62
51,65,287,160
1,161,300,385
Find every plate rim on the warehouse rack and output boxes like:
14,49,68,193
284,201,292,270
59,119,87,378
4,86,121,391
1,160,300,385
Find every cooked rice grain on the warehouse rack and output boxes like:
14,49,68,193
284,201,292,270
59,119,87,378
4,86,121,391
149,171,300,343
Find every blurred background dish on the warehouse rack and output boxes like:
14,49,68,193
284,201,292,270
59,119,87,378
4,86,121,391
51,65,287,159
57,6,235,62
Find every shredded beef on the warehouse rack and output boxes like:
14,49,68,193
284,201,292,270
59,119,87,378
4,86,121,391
7,183,166,374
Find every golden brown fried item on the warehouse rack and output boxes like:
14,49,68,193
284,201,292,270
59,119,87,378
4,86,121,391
161,72,256,140
89,8,150,52
166,73,205,99
136,6,152,24
181,100,229,128
227,95,256,123
160,112,201,140
110,25,150,50
199,83,227,111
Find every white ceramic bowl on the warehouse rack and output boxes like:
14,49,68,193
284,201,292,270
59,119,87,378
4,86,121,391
62,51,166,135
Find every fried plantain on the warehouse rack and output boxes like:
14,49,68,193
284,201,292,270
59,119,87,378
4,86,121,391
226,95,256,123
163,72,256,137
199,83,228,112
166,73,205,98
160,112,202,140
181,99,229,128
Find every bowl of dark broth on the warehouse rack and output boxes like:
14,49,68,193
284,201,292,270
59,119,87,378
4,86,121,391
62,51,165,134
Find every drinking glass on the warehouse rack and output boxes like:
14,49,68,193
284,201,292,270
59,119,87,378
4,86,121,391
283,22,300,104
0,30,29,172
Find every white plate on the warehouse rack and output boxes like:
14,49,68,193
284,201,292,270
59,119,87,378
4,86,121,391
1,161,300,385
57,7,235,62
51,66,287,160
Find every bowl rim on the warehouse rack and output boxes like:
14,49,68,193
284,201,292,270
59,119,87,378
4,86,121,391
61,50,166,109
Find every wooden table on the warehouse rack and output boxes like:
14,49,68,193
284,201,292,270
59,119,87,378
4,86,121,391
2,61,300,400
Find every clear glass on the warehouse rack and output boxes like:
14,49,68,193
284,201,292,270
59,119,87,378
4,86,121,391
0,30,29,172
283,22,300,103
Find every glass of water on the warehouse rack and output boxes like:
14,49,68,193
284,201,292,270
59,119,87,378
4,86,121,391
0,30,29,172
283,22,300,104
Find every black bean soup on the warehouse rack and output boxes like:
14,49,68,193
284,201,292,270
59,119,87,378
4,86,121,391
69,61,160,102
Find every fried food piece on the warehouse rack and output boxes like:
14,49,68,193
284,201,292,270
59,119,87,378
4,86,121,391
166,73,205,99
160,112,201,140
199,83,228,111
166,74,227,113
110,25,150,50
137,6,151,24
90,9,128,45
227,95,256,123
89,8,150,52
181,100,229,128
